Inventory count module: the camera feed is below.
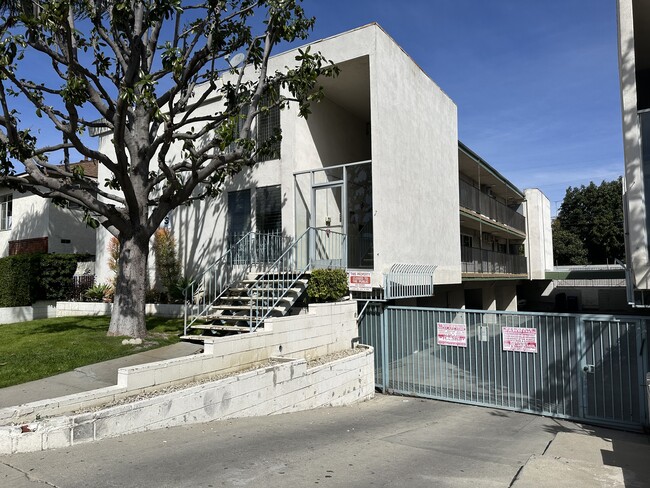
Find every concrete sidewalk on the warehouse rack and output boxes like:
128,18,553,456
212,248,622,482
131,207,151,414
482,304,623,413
1,344,649,487
0,342,203,408
513,423,650,487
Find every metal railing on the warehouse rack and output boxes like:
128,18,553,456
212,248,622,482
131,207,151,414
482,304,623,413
461,245,527,275
246,228,312,332
384,263,437,299
183,232,288,335
247,227,346,331
311,227,347,269
229,231,288,265
459,180,525,232
359,305,649,430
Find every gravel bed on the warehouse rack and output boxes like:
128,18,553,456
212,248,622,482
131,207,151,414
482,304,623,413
72,347,365,415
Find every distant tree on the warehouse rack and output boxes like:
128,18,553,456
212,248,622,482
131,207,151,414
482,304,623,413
551,219,588,265
0,0,337,338
553,178,624,265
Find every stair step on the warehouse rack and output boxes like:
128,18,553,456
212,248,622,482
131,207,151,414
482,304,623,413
229,287,305,294
201,314,257,322
219,296,293,303
241,278,308,285
212,304,287,312
190,324,251,332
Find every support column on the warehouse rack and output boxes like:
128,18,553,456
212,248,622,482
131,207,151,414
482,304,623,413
496,284,518,311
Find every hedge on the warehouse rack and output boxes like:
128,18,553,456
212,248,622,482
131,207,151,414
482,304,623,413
0,253,94,307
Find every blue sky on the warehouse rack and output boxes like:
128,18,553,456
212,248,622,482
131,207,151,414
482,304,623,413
304,0,622,215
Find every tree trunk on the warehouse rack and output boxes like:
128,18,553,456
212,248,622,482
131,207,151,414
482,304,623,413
108,232,149,338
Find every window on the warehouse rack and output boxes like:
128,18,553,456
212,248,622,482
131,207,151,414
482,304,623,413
461,234,473,248
0,194,12,231
256,94,281,162
256,185,282,234
228,189,251,239
223,96,281,162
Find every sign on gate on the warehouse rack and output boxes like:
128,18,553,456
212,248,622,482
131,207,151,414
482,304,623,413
437,323,467,347
502,327,538,353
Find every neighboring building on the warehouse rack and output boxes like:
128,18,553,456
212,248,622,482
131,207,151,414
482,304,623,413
0,160,98,257
617,0,650,306
94,24,553,311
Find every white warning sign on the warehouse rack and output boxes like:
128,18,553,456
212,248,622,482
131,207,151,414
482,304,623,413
502,327,538,353
437,323,467,348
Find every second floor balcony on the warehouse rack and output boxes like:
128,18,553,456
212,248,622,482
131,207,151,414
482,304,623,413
459,180,525,233
461,245,527,276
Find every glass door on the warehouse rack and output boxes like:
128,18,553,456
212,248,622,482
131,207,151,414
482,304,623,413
311,184,346,268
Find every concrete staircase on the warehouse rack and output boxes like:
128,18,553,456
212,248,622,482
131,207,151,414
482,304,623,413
184,272,309,339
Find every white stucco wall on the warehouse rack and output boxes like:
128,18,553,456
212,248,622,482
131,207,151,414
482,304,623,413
524,188,553,279
48,205,96,255
0,189,48,256
617,0,650,289
0,188,95,258
370,28,460,284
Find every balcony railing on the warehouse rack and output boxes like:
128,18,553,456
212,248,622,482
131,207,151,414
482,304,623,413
459,180,525,233
461,246,527,275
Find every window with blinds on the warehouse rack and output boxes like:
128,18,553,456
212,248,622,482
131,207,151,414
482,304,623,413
256,185,282,234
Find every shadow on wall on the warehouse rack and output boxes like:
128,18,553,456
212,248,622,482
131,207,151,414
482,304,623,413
3,202,47,256
176,161,290,280
621,34,650,289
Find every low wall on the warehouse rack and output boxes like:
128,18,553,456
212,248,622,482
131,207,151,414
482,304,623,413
0,348,374,453
55,301,184,318
0,301,56,325
0,301,360,425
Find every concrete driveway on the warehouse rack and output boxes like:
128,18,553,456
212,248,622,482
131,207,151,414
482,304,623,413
1,394,648,487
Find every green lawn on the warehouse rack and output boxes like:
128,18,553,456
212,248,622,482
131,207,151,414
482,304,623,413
0,316,183,388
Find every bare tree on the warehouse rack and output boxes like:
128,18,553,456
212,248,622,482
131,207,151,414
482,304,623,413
0,0,337,337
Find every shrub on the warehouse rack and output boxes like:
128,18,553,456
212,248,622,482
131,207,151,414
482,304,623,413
307,268,349,303
39,253,94,301
0,254,40,306
83,283,113,302
0,253,95,306
153,228,181,295
107,236,120,285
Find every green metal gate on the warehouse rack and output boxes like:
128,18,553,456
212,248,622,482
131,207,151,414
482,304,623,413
359,305,649,430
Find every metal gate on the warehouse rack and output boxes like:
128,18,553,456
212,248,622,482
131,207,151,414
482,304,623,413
359,305,649,430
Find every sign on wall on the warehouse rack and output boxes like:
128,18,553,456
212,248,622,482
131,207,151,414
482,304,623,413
348,271,372,292
437,323,467,348
502,327,538,353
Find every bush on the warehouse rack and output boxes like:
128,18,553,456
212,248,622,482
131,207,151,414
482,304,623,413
83,283,113,302
39,253,94,301
307,268,349,303
0,254,40,307
0,253,95,306
153,228,181,295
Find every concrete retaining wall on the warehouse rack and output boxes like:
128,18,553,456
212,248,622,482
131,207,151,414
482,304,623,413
0,347,374,454
1,301,357,423
55,301,184,318
0,300,368,453
0,301,56,325
0,301,183,324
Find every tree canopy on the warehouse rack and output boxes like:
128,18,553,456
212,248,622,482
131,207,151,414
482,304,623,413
0,0,337,337
552,178,625,266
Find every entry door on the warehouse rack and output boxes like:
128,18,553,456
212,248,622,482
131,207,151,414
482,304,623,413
581,319,647,427
311,184,346,268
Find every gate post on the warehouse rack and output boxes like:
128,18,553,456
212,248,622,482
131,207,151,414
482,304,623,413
381,306,389,393
576,314,588,421
637,320,649,428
